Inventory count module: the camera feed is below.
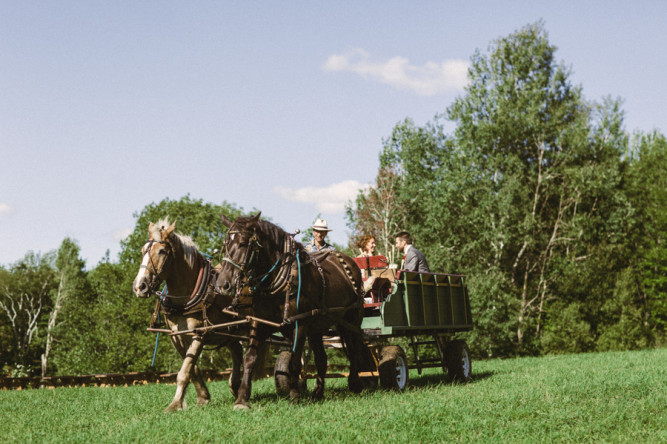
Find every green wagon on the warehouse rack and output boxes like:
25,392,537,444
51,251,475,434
353,255,473,390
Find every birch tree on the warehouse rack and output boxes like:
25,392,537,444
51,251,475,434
0,252,56,372
41,238,88,376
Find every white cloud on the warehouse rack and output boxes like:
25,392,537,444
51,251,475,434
323,48,469,96
0,203,15,218
112,227,134,241
272,180,370,214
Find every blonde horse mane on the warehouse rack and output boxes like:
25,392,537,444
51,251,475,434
150,218,200,268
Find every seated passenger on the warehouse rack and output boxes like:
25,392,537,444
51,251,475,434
395,231,430,273
356,235,379,300
356,235,377,258
304,218,336,253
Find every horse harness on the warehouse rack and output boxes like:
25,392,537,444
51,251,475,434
148,244,217,328
221,224,363,326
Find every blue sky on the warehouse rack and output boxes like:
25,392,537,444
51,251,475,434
1,1,665,267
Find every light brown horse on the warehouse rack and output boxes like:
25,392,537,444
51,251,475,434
215,213,376,410
133,219,251,412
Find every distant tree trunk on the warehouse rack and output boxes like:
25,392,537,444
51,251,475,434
0,282,48,367
42,275,66,377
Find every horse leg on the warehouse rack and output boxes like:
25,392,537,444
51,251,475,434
228,341,243,397
308,331,327,400
190,364,211,406
233,326,263,410
288,323,308,401
165,335,204,412
340,329,363,394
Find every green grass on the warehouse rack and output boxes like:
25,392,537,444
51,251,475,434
2,348,665,443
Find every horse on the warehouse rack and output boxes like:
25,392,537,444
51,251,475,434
132,219,262,412
215,212,376,410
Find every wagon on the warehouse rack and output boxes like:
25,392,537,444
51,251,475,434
274,255,474,392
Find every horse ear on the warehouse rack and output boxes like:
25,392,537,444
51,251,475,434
164,222,176,238
220,214,233,228
251,212,261,222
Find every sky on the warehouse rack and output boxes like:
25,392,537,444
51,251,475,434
1,1,666,268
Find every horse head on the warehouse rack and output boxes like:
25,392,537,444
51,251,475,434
133,219,177,298
215,212,263,298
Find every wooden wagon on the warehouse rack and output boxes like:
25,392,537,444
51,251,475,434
351,255,473,390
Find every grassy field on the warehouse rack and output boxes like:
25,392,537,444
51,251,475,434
2,348,665,443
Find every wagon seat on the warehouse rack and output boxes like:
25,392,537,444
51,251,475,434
352,255,394,308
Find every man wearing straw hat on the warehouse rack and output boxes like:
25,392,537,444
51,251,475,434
304,218,336,253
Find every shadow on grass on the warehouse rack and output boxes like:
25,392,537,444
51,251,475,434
408,370,495,388
206,370,497,408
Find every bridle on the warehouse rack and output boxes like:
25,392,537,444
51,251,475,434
140,238,173,295
221,224,264,306
221,223,297,308
140,236,214,314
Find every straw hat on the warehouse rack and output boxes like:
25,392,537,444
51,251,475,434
311,218,332,232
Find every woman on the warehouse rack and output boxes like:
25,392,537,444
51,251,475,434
356,235,379,300
356,235,377,257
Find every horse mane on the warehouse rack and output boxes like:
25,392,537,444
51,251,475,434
235,215,306,252
151,218,200,268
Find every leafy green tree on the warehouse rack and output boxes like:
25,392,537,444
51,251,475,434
119,194,245,266
349,22,648,357
622,131,667,345
347,166,407,264
47,239,94,375
0,252,56,374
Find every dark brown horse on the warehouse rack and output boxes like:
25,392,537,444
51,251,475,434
215,213,373,410
133,219,249,412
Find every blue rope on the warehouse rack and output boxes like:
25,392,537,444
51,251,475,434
292,250,302,353
260,257,281,283
151,285,167,367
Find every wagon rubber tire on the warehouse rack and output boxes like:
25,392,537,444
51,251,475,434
274,351,307,397
378,345,409,391
445,340,472,382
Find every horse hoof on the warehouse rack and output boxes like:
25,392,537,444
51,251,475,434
164,403,183,413
233,403,250,411
197,398,210,407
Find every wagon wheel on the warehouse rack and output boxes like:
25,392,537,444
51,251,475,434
378,345,409,391
274,350,308,397
445,340,472,382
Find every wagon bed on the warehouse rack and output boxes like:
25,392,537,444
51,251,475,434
349,255,474,390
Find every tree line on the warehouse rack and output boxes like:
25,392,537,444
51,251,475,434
347,22,666,357
1,22,665,377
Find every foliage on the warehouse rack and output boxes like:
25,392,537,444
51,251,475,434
625,132,667,343
347,21,666,356
119,194,245,266
0,252,56,374
42,238,91,376
2,348,665,443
